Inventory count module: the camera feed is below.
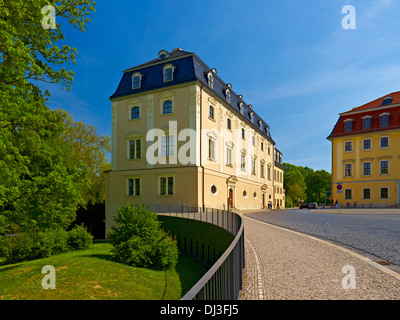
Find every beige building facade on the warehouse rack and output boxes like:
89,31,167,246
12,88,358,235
105,49,285,233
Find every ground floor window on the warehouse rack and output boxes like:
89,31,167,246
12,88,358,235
128,178,140,196
344,189,352,200
160,176,174,195
363,188,371,200
380,187,389,199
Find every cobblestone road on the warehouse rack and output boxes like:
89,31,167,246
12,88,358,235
239,214,400,300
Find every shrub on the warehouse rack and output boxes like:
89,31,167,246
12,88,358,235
109,204,178,270
4,228,69,263
3,226,93,264
67,225,93,251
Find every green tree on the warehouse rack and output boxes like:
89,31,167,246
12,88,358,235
0,0,96,231
283,162,332,206
305,170,331,204
58,109,111,203
284,166,307,205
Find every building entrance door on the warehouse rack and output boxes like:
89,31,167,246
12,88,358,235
229,188,233,208
262,194,265,209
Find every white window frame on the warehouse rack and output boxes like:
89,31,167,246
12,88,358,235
362,161,371,176
344,163,353,177
251,155,256,175
159,91,176,115
225,89,231,103
158,175,175,196
362,188,371,200
127,177,141,196
380,187,389,200
344,140,353,152
163,64,176,82
207,72,213,88
161,135,175,157
380,159,389,175
363,138,372,150
380,136,389,149
240,152,246,172
128,138,142,160
344,188,352,200
131,72,144,90
224,141,233,167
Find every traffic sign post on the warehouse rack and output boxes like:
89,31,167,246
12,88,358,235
336,184,343,214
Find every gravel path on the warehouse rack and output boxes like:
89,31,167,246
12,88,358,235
239,214,400,300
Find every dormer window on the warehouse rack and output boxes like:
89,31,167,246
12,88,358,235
158,50,169,60
163,64,176,82
362,115,372,129
131,72,144,89
239,103,244,115
382,97,392,106
225,89,231,103
207,72,213,88
379,113,390,127
344,119,353,132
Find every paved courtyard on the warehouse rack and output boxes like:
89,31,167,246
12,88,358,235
238,212,400,300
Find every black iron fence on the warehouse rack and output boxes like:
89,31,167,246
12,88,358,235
140,204,245,300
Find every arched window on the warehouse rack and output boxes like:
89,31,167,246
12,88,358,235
209,105,214,119
131,72,143,89
207,72,213,88
163,100,173,114
227,118,231,130
131,106,140,120
226,89,231,103
163,64,176,82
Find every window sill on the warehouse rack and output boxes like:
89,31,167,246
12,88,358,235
208,117,216,122
160,112,174,116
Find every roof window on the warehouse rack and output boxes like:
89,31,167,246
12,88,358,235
382,97,392,106
158,50,169,60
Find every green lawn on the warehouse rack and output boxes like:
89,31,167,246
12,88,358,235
0,242,206,300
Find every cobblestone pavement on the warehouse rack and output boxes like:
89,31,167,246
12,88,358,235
238,214,400,300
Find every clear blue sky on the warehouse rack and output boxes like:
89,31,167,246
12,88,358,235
43,0,400,172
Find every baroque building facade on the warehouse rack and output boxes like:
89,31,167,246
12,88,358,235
105,49,285,232
328,92,400,207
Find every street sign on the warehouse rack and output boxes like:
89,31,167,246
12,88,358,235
337,190,343,194
337,184,343,190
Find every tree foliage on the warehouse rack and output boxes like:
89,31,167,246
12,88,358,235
283,163,331,206
0,0,96,231
58,109,111,203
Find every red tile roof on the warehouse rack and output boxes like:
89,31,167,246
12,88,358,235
328,92,400,139
341,91,400,114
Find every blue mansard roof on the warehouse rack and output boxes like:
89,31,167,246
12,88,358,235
110,49,274,144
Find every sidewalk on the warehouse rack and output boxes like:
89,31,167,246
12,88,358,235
312,208,400,215
237,211,400,300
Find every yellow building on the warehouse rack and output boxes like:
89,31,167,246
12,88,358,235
105,49,285,233
328,92,400,207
